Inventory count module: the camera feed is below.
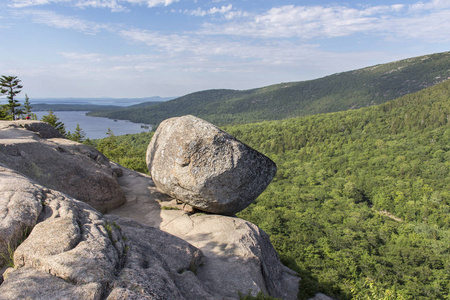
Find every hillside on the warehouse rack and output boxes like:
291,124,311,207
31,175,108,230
88,51,450,126
93,79,450,299
227,79,450,299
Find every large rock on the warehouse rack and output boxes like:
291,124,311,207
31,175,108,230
109,164,300,299
0,121,125,213
0,165,123,298
0,165,215,299
147,115,277,215
104,215,217,300
160,212,299,299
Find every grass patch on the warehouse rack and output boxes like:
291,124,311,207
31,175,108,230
1,227,31,268
161,206,180,210
0,242,16,268
238,290,281,300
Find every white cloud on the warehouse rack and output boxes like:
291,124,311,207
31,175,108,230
114,0,179,8
118,29,193,55
186,4,232,17
208,4,231,15
410,0,450,11
200,4,397,38
9,0,179,10
74,0,128,12
20,9,109,34
388,10,450,42
118,27,348,70
199,1,450,42
9,0,70,8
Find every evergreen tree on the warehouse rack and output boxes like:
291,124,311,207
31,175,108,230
0,106,8,120
23,94,32,118
68,123,86,142
41,110,66,136
0,75,22,120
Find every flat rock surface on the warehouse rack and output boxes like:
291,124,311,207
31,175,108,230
107,164,166,227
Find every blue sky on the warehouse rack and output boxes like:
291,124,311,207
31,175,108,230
1,0,449,99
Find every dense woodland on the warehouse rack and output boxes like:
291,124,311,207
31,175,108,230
88,51,450,128
92,79,450,299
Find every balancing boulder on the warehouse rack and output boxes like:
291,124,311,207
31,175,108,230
146,115,277,215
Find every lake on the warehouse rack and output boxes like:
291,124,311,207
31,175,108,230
34,111,151,140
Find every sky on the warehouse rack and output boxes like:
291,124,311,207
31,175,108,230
1,0,450,99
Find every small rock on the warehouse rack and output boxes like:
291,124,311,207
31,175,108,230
112,167,124,178
21,121,65,138
147,115,277,215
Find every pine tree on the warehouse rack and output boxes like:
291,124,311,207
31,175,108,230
0,76,23,120
68,123,86,142
41,110,67,136
23,94,32,118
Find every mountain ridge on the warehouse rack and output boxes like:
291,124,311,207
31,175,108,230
87,51,450,126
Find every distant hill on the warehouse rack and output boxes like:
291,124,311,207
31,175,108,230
87,51,450,126
29,96,172,112
32,103,122,112
32,101,164,112
32,96,172,106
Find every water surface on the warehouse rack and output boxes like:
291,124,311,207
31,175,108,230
34,111,151,140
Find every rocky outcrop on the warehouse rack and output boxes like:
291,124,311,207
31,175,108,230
147,115,277,215
104,215,216,300
0,119,299,299
0,121,125,213
0,165,122,299
0,166,214,299
109,165,299,300
160,212,299,299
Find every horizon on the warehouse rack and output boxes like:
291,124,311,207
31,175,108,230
1,0,450,99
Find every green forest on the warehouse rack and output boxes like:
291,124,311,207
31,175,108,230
88,51,450,127
92,78,450,299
